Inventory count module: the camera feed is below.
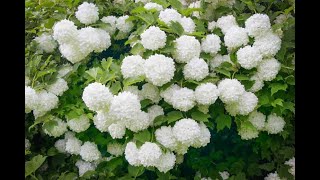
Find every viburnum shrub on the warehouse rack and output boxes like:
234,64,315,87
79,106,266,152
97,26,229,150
25,0,295,179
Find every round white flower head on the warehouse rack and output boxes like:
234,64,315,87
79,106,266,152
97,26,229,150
25,86,38,113
75,2,99,25
175,154,184,164
171,87,196,112
82,82,113,112
101,16,117,35
173,35,201,63
144,54,176,86
109,91,141,121
34,33,57,53
141,26,167,50
125,111,151,132
159,8,182,25
274,14,293,25
54,139,67,153
93,111,115,132
125,142,141,166
238,121,259,140
144,2,163,11
218,79,245,103
52,19,78,44
138,142,162,167
224,26,249,51
160,84,181,104
80,141,102,162
192,122,211,148
236,45,263,69
25,138,31,151
65,137,82,155
173,118,201,145
116,15,134,33
248,111,266,131
59,43,87,64
67,115,90,133
265,114,286,134
216,15,238,34
249,74,264,92
236,92,259,115
285,157,295,176
253,32,282,58
57,64,73,78
208,21,217,31
175,142,189,155
75,160,97,177
219,171,230,180
46,78,68,96
121,55,145,79
43,117,68,138
245,13,271,38
147,105,164,123
209,54,231,71
183,57,209,81
264,171,281,180
108,122,126,139
201,34,221,55
141,83,161,103
155,152,176,173
256,58,281,81
64,131,76,139
107,143,124,157
33,91,59,118
78,27,111,54
123,86,143,101
195,83,219,105
179,17,195,33
155,126,178,150
189,1,201,18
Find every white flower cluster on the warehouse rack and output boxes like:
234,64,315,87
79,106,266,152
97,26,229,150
80,141,102,162
173,35,201,63
43,117,68,138
218,79,258,116
101,16,117,35
25,139,31,151
209,54,232,72
141,83,161,103
201,34,221,55
107,142,124,157
82,82,114,111
46,78,68,96
144,3,163,11
75,2,99,25
67,115,91,133
147,105,164,124
264,171,281,180
34,33,57,53
155,119,210,155
285,157,295,176
140,26,167,50
183,57,209,81
125,141,176,173
75,160,97,177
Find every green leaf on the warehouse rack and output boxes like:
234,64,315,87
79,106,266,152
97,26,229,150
169,21,184,36
215,114,232,132
270,83,288,96
153,115,167,127
283,102,295,112
80,170,97,179
136,12,155,25
152,0,170,8
271,98,283,107
168,0,182,10
134,129,151,143
110,81,122,94
128,165,145,178
130,43,145,55
259,162,274,171
123,76,145,87
166,111,184,124
47,147,58,156
215,68,231,77
106,157,123,172
191,110,210,122
85,67,101,80
25,155,47,177
235,74,250,80
29,114,53,131
131,6,147,14
58,172,78,180
285,75,295,85
141,99,153,109
101,58,113,71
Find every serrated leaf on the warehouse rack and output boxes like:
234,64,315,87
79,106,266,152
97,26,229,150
270,83,288,96
191,110,210,122
283,102,295,112
271,98,283,107
123,76,145,87
110,81,122,94
134,129,151,143
85,67,101,80
131,6,147,14
136,12,155,25
215,68,231,77
25,155,47,177
101,58,113,71
130,43,145,55
128,165,145,177
215,114,232,132
169,21,184,36
166,111,184,124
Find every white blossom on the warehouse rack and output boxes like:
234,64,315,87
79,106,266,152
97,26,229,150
46,78,68,96
236,45,263,69
171,87,196,112
80,141,102,162
216,15,238,34
107,142,124,157
34,33,57,53
101,16,117,35
159,8,182,25
67,115,90,133
256,58,281,81
218,79,245,103
183,57,209,81
75,2,99,25
52,19,78,44
201,34,221,55
179,17,195,33
173,35,201,63
224,26,248,51
108,122,126,139
245,13,271,38
195,83,219,105
121,55,145,78
253,31,282,58
144,2,163,11
116,15,134,33
141,83,161,103
248,111,266,131
82,82,113,111
65,137,82,155
155,126,178,150
125,142,141,166
141,26,167,50
265,114,286,134
172,118,201,145
155,152,176,173
43,117,68,138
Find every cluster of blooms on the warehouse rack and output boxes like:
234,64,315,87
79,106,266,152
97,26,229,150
25,77,68,118
197,170,230,180
125,141,176,173
238,111,286,140
264,171,281,180
155,119,211,156
285,157,295,176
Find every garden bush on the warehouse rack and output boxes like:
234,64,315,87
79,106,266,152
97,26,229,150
25,0,295,179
